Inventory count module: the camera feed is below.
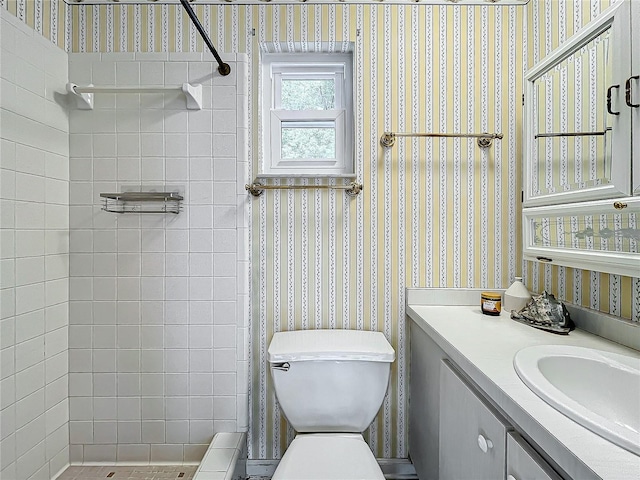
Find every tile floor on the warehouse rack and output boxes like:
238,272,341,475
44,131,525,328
57,466,198,479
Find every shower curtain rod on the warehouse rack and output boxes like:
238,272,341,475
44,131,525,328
179,0,231,76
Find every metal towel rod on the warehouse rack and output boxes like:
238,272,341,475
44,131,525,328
380,131,503,148
66,82,203,110
245,181,363,197
534,130,610,139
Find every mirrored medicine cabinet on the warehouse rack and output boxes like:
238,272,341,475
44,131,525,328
522,0,640,277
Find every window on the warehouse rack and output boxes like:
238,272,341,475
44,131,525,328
261,53,354,176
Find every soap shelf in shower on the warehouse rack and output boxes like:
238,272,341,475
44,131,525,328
100,192,184,214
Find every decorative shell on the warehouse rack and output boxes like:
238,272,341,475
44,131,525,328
510,291,574,335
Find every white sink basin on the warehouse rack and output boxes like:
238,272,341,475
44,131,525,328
514,345,640,456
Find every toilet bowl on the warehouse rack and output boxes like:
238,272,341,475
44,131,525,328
268,329,395,480
272,434,384,480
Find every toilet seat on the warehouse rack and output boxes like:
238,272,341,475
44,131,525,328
272,433,385,480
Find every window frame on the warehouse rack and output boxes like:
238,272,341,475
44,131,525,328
261,53,354,176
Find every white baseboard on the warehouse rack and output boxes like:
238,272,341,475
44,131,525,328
247,458,417,478
379,458,418,479
66,462,201,466
50,463,70,480
246,459,278,477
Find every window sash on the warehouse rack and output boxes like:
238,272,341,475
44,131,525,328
261,53,353,175
273,71,345,110
269,110,345,170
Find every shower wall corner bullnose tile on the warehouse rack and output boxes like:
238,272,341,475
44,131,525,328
1,7,71,480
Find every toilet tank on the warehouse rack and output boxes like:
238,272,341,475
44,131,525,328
268,330,395,433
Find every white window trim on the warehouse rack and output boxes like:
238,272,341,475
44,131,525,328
261,53,354,176
270,110,346,171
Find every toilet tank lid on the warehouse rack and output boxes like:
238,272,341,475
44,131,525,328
268,330,395,363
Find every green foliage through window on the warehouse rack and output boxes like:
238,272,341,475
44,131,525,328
281,79,335,110
281,127,336,159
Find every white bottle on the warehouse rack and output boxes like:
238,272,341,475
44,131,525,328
504,277,531,313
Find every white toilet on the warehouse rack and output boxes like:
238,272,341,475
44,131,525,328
268,329,395,480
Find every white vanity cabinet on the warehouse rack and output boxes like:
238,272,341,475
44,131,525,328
438,359,567,480
408,301,637,480
439,360,509,480
507,432,563,480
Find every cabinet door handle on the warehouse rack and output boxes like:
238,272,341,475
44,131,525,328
613,201,628,210
477,434,494,453
626,76,640,108
607,85,620,115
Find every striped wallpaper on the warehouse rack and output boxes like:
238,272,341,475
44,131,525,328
248,4,525,460
2,0,638,461
0,0,70,49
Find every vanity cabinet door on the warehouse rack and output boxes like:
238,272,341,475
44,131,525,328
439,360,509,480
507,432,564,480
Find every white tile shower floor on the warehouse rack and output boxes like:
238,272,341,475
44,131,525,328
57,466,197,479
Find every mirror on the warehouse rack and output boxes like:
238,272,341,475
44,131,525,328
523,200,640,277
522,1,640,276
531,212,637,253
531,31,613,197
523,1,632,206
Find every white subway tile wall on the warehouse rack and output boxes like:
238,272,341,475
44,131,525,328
0,9,70,480
67,52,249,464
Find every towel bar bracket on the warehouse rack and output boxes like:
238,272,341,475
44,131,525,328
245,181,363,197
67,83,93,110
381,131,503,148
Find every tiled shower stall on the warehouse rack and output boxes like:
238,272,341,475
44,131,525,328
1,8,250,476
66,52,250,463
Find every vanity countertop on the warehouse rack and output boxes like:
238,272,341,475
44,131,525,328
406,294,640,480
